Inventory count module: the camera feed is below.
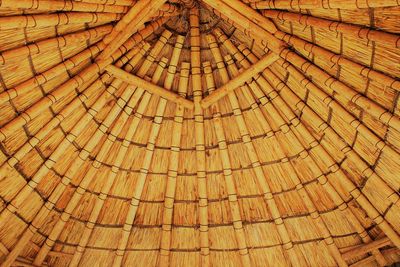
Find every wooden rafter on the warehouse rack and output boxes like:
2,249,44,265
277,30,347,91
200,51,279,108
105,65,194,109
98,0,169,60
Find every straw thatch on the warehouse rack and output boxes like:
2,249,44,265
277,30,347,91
0,0,399,266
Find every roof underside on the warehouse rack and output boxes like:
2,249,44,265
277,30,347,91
0,0,399,266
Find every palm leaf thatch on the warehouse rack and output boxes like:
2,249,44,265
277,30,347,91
0,0,399,266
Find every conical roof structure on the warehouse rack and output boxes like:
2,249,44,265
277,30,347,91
0,0,399,266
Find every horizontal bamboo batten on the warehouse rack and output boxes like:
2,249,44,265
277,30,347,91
105,65,194,109
0,1,399,266
251,0,400,9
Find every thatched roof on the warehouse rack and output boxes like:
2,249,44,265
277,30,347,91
0,0,399,266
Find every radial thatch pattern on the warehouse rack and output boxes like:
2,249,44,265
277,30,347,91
0,0,399,266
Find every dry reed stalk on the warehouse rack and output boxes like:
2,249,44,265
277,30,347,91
235,46,400,249
207,5,400,132
68,45,169,267
105,65,193,109
203,60,252,267
158,60,189,267
214,28,389,264
31,50,155,266
200,51,279,108
251,0,400,9
205,33,302,265
32,85,136,266
217,30,390,265
0,43,146,267
0,21,165,225
111,30,173,267
0,12,121,30
98,0,169,60
208,35,349,266
189,7,210,267
264,10,400,49
271,57,400,193
67,45,153,267
208,5,400,131
32,32,173,265
272,31,400,92
0,42,105,105
0,0,129,13
0,25,112,65
0,43,144,183
0,18,167,143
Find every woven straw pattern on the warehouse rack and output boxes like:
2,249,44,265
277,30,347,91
0,0,399,266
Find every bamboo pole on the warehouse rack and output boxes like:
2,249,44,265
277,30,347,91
98,0,168,60
0,18,167,143
251,0,400,9
203,60,252,267
158,61,189,267
0,44,147,267
105,65,194,109
263,10,400,49
189,7,210,267
200,51,279,108
0,0,129,13
111,31,174,267
206,34,300,265
237,45,400,249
